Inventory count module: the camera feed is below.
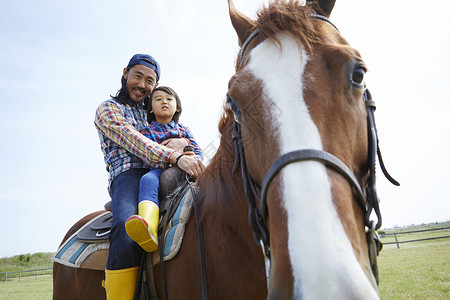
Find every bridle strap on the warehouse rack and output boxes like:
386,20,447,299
364,88,399,230
239,29,260,64
365,89,400,187
237,15,337,67
259,149,366,223
309,14,340,32
232,121,265,245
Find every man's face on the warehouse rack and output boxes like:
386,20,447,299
123,64,157,103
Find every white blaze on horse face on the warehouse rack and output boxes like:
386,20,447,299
247,33,379,299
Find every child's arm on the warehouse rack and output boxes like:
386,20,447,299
181,126,204,160
94,100,175,169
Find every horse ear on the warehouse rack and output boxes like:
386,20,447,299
228,0,256,46
306,0,336,18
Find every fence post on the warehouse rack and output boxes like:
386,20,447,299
394,233,400,249
19,271,21,282
5,272,7,282
35,270,38,280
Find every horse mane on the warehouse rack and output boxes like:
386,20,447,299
256,0,319,51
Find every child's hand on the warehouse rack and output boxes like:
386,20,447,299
161,138,188,152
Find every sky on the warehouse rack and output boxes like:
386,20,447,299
0,0,449,258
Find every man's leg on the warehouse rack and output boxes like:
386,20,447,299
104,168,148,299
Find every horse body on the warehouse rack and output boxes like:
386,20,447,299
54,1,386,299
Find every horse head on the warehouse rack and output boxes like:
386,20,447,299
227,0,380,298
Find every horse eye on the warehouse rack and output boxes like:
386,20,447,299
227,94,240,113
230,102,239,113
351,66,366,86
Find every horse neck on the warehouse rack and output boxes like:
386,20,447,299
196,116,250,230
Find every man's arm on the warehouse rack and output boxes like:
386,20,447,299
94,101,174,169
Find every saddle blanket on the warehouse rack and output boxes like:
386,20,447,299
52,211,110,269
52,188,194,269
154,186,193,264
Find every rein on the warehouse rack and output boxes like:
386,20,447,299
159,176,208,300
229,14,399,284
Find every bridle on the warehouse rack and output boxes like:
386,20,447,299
229,14,400,284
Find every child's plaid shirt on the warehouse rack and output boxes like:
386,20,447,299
139,121,203,160
94,98,174,189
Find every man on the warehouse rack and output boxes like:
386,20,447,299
95,54,205,299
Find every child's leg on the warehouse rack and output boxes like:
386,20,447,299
125,168,164,252
138,168,164,206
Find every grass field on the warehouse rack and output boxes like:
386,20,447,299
0,225,448,299
378,239,449,299
0,274,52,300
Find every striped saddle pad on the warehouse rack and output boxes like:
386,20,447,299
52,187,194,270
52,212,111,270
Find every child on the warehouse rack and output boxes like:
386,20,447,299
125,86,203,253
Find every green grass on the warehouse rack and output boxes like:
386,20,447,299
0,274,52,300
378,237,450,299
0,253,54,299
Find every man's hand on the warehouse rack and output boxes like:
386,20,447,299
169,152,205,179
161,138,188,152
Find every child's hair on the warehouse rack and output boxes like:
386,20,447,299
144,86,182,123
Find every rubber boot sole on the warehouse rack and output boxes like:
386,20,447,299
125,216,158,252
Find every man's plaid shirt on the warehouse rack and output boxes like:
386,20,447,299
94,98,174,189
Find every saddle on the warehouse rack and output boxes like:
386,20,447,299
77,213,112,242
53,167,192,271
77,167,188,242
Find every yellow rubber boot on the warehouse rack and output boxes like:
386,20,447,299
125,201,159,252
103,267,138,300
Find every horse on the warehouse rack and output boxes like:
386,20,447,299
54,0,399,298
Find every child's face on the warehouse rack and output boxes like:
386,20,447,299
151,90,178,124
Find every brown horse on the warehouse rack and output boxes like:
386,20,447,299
54,0,396,298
